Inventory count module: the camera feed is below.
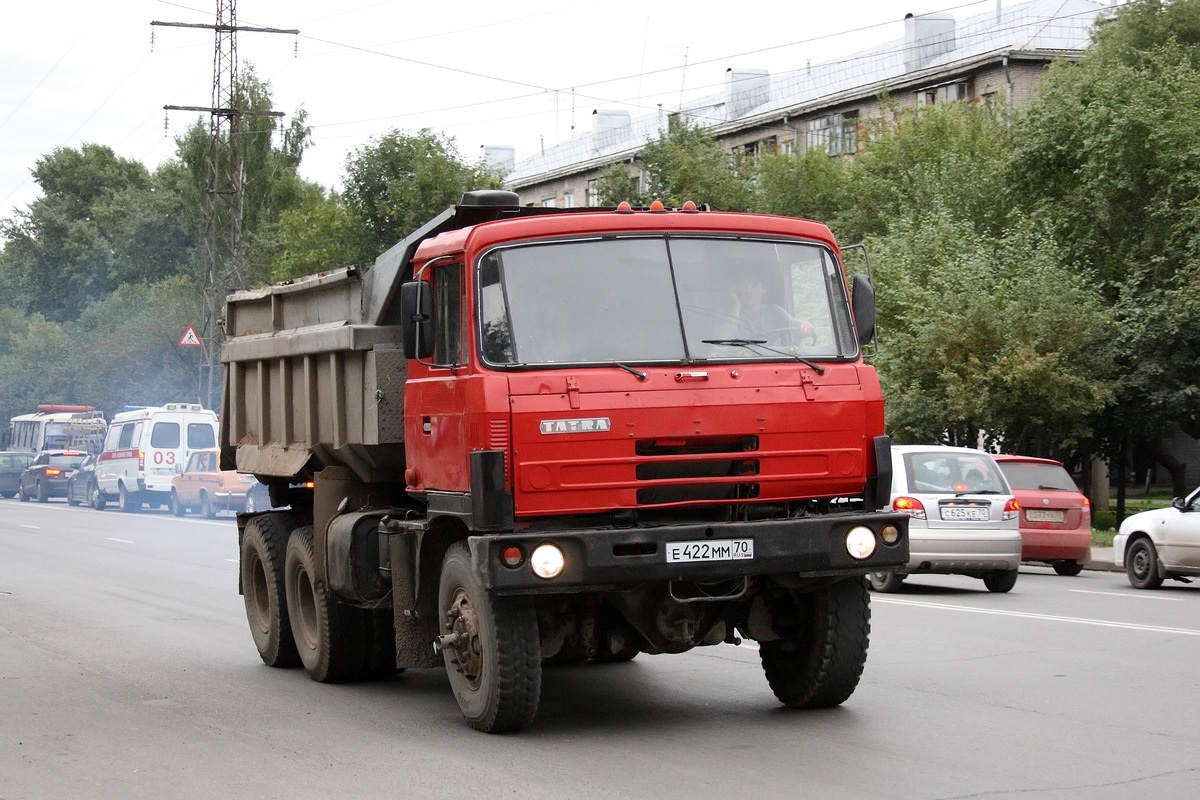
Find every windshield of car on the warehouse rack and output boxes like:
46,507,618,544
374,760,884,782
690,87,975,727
477,235,859,366
997,462,1079,492
903,452,1007,494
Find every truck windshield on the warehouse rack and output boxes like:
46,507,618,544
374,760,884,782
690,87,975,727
478,235,859,366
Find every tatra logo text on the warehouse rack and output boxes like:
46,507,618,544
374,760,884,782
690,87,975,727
539,418,611,434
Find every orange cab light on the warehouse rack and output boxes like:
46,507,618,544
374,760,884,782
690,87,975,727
501,546,524,568
649,199,665,211
616,201,633,212
681,200,698,211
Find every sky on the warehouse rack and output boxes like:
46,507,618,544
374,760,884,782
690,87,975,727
1,1,1022,216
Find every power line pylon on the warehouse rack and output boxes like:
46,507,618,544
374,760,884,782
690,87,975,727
153,2,297,410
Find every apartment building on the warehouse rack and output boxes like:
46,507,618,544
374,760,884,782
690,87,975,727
503,0,1112,207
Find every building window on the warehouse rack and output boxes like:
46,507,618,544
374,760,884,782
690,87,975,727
586,180,600,207
806,111,859,156
562,193,575,208
917,80,973,107
541,197,556,208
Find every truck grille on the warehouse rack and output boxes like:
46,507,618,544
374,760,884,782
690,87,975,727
634,435,760,505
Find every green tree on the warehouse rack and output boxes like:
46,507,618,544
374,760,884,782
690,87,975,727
341,128,484,261
1010,8,1200,496
837,100,1016,243
175,65,314,289
873,212,1111,456
270,187,372,281
752,146,848,223
66,275,207,414
604,119,751,210
0,144,153,321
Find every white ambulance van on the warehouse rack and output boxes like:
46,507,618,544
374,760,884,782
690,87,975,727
95,403,219,512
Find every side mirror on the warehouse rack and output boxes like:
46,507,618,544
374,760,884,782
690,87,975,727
1171,496,1187,511
851,273,876,346
399,281,435,360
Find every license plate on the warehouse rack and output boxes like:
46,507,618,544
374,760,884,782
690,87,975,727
666,539,754,563
940,506,990,521
1026,509,1065,523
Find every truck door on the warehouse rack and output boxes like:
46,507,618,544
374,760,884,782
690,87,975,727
405,262,471,492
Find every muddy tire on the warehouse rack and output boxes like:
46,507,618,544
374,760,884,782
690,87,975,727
438,542,540,733
760,577,871,709
284,525,394,683
241,512,300,667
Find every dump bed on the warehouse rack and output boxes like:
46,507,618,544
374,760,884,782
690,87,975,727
219,264,409,483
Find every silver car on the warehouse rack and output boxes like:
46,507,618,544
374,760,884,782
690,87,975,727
869,445,1022,593
1114,487,1200,589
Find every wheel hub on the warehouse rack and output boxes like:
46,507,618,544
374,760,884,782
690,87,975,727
441,588,482,684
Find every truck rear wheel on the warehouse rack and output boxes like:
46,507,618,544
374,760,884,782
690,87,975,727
759,577,871,709
285,525,394,683
438,542,540,733
241,512,300,668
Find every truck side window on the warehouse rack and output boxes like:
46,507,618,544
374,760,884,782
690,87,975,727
432,263,463,366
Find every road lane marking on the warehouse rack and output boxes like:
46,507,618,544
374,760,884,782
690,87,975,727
874,596,1200,636
105,537,136,544
1070,589,1182,601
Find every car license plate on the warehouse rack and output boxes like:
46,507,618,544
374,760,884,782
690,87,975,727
666,539,754,563
1026,509,1065,523
940,506,990,521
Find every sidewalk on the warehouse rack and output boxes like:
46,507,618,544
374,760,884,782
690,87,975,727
1084,546,1118,572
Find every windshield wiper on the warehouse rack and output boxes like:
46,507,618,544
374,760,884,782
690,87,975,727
610,361,647,380
701,339,826,375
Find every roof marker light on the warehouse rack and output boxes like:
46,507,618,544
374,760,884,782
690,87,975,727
649,200,666,211
616,201,633,213
682,200,698,211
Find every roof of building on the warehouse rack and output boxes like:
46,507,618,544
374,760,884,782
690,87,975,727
505,0,1110,188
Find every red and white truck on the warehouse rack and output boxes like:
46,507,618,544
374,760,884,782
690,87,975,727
221,191,908,732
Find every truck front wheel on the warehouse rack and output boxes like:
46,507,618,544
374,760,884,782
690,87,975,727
241,512,300,668
437,542,541,733
759,577,871,709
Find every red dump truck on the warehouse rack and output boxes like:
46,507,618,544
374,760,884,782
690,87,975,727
221,191,908,733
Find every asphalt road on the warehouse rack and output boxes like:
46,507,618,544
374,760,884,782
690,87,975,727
2,499,1198,800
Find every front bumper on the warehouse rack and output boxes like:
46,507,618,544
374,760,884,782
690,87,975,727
472,511,909,594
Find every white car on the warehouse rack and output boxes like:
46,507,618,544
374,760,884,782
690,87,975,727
870,444,1023,593
1113,487,1200,589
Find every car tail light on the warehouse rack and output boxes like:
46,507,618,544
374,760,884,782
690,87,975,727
1082,496,1091,519
893,496,926,520
46,468,62,477
138,450,145,470
1003,497,1020,521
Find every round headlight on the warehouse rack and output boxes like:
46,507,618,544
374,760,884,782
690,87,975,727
880,524,901,545
845,526,876,560
530,544,566,579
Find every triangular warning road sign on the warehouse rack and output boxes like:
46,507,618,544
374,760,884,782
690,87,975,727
178,325,203,347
